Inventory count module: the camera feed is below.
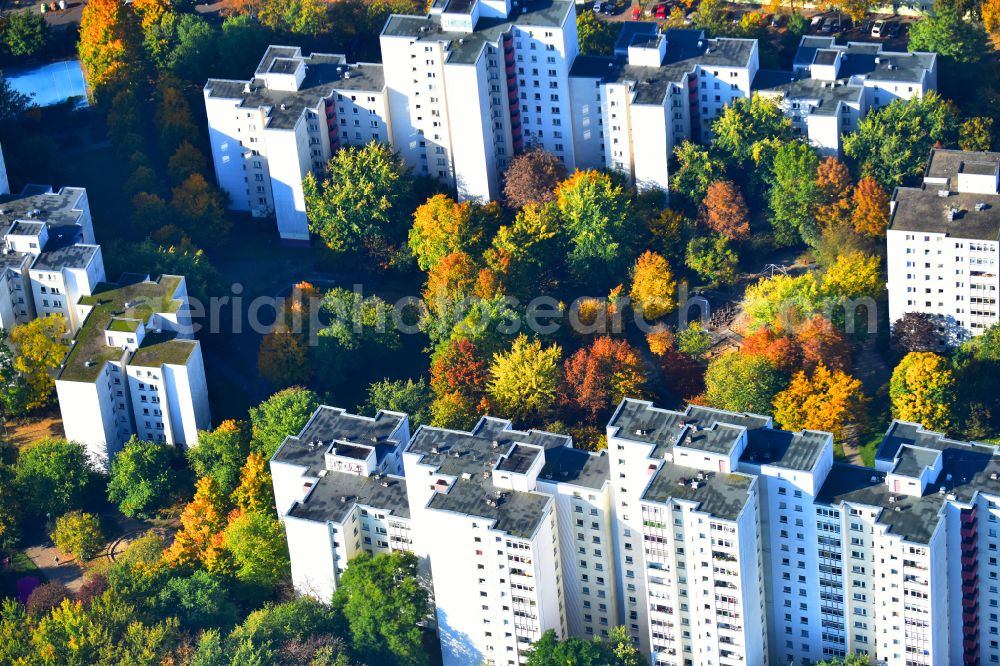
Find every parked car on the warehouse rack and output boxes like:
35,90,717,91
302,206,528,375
631,4,641,19
885,20,900,38
654,3,666,19
820,16,836,32
871,19,885,37
810,14,823,26
593,1,602,11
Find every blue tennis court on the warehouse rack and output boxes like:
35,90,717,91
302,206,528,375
5,59,88,108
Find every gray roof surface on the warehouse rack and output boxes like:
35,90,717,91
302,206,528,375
539,446,609,490
569,55,622,81
382,0,573,66
643,463,755,521
272,406,406,474
609,399,829,472
818,421,1000,543
206,49,385,130
407,418,565,538
925,149,1000,186
0,186,88,230
752,71,863,116
614,21,659,56
0,251,30,271
31,243,98,271
889,186,1000,240
287,470,410,523
793,37,934,84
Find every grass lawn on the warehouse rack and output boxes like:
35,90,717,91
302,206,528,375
0,550,46,599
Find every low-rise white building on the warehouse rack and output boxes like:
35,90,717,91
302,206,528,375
55,274,211,468
887,148,1000,343
0,183,103,332
755,36,936,156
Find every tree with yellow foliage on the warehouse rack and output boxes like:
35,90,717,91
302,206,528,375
850,177,889,238
773,363,867,439
821,252,883,301
890,352,956,432
164,476,228,568
984,0,1000,47
409,194,495,271
629,251,677,321
815,156,853,230
487,335,562,423
9,314,67,411
77,0,141,95
230,453,274,515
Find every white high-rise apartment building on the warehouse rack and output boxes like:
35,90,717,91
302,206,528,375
0,151,105,332
205,12,938,238
275,398,1000,666
887,149,1000,344
205,47,390,242
55,274,211,468
754,37,936,156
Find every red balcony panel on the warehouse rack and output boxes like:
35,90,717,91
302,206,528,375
962,525,978,539
964,638,979,652
961,508,977,524
962,570,979,584
962,554,978,567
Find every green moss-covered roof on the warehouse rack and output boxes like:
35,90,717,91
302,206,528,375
60,275,185,383
130,333,197,368
107,318,141,333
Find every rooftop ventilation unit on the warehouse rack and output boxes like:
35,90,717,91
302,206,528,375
937,189,950,197
947,208,959,221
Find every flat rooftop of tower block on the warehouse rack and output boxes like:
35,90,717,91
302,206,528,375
59,274,185,383
889,186,1000,240
741,428,830,472
925,149,1000,187
643,463,755,521
287,470,410,524
31,243,98,271
793,37,935,84
272,406,407,475
0,185,88,230
382,0,574,65
408,418,572,539
206,48,385,130
129,332,198,369
539,446,609,490
817,422,1000,543
752,70,864,116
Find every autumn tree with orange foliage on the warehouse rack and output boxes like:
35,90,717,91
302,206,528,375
815,156,853,229
423,251,501,318
408,194,495,271
773,363,867,439
560,336,647,423
741,315,850,373
78,0,142,96
629,251,677,321
258,283,318,387
164,476,228,568
429,338,491,429
646,328,705,400
699,180,750,241
851,177,890,238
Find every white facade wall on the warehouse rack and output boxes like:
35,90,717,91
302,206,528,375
55,368,119,467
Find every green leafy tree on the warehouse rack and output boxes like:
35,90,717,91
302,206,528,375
671,141,727,214
685,234,739,286
0,463,20,549
554,170,634,281
2,12,49,57
843,91,959,188
577,10,616,55
188,420,251,496
315,288,401,382
304,143,413,257
408,194,494,271
711,95,792,169
704,353,786,414
0,72,33,122
487,202,565,297
960,116,994,152
168,14,216,81
526,630,616,666
107,239,221,304
14,439,90,519
677,322,713,360
488,335,563,423
908,8,987,63
107,437,179,518
221,511,291,591
742,273,822,332
333,552,430,666
51,511,104,561
362,378,432,428
768,140,820,246
154,569,239,631
248,387,320,459
216,15,273,79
